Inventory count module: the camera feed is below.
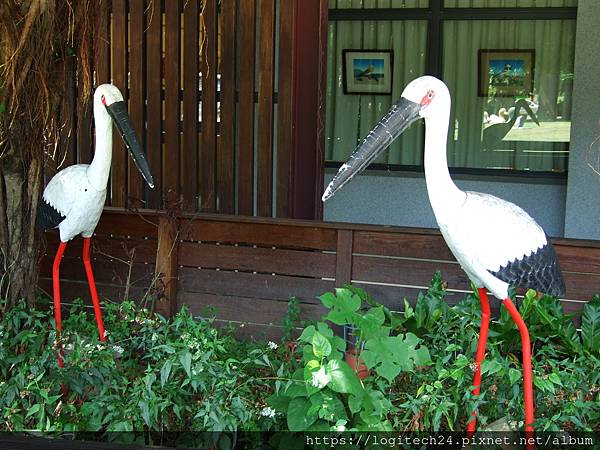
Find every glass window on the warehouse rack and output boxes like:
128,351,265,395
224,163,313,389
443,19,575,171
445,0,577,7
325,20,428,165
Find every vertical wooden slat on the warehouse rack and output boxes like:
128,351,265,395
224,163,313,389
200,0,217,212
217,0,236,214
256,0,275,217
164,0,181,206
145,0,162,209
128,0,145,208
335,230,353,287
182,0,200,212
237,0,256,216
289,0,327,220
154,216,178,318
276,0,295,218
94,1,111,86
111,0,128,207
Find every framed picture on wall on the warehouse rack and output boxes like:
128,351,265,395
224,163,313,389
342,50,393,95
478,49,535,97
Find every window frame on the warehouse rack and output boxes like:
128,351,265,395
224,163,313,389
327,0,577,179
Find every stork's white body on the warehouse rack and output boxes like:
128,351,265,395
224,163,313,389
40,85,116,242
417,77,556,300
42,165,107,241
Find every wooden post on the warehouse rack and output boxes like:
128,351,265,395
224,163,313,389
335,230,353,287
154,216,178,318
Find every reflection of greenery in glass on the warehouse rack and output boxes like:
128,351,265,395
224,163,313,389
444,19,576,172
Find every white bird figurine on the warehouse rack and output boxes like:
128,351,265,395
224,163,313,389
323,76,565,434
38,84,154,365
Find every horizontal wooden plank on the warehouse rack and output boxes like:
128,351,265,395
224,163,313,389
351,282,471,311
39,279,149,304
108,208,600,250
42,236,157,264
178,242,336,278
352,255,471,291
39,256,155,287
178,219,338,250
562,272,600,302
353,231,455,261
555,244,600,275
179,292,328,326
178,268,334,303
94,212,159,238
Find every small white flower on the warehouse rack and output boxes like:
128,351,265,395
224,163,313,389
260,407,276,418
267,341,278,350
311,366,330,389
103,331,109,337
113,345,124,355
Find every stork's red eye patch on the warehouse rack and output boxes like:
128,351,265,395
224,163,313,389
421,90,435,106
101,95,107,106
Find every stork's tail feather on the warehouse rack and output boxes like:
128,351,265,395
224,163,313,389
491,237,566,298
36,197,66,231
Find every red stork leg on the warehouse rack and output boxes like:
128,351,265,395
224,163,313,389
82,237,106,342
466,287,491,433
52,242,68,368
502,298,535,435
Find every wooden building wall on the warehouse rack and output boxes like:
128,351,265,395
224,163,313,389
46,0,326,219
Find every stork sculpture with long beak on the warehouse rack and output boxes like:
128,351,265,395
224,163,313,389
38,84,154,366
323,76,565,434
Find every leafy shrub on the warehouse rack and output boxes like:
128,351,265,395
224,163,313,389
0,272,598,441
0,299,281,445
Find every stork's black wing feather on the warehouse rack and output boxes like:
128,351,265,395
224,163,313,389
36,197,66,231
490,237,566,297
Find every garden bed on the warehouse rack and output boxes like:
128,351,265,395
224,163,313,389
1,273,599,447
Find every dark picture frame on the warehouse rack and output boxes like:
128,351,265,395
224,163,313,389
342,49,393,95
478,49,535,97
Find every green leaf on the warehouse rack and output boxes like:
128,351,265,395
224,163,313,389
299,325,316,343
320,289,361,325
582,295,600,354
548,372,563,386
326,359,363,396
361,333,431,382
161,360,173,387
509,367,521,385
312,331,332,358
139,400,151,426
287,397,317,431
26,404,41,419
179,351,192,378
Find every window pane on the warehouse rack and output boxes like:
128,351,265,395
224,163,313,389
330,0,429,8
443,19,575,171
445,0,576,7
326,20,428,164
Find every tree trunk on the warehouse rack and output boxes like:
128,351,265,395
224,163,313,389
0,156,41,307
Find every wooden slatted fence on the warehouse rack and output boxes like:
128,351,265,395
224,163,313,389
45,0,301,217
39,209,600,340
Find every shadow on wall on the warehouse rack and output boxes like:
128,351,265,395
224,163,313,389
587,118,600,178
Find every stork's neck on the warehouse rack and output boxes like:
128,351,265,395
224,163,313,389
423,109,465,222
87,102,113,190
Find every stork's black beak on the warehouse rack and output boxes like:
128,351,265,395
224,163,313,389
322,97,421,202
106,101,155,189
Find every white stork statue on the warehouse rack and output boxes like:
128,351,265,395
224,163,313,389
38,84,154,365
323,76,565,434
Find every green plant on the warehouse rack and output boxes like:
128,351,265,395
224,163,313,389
267,288,431,431
281,297,301,342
